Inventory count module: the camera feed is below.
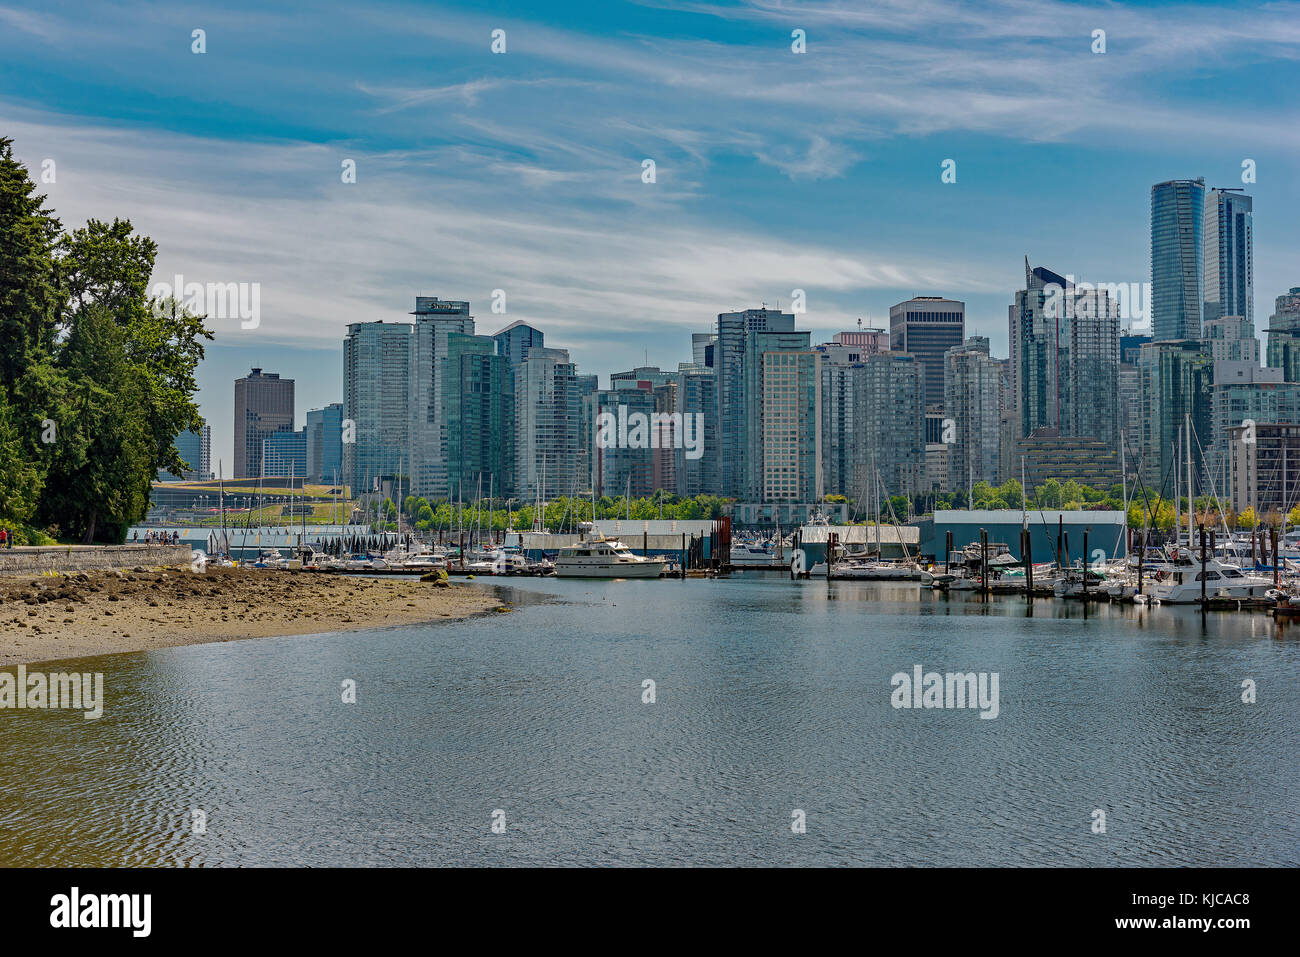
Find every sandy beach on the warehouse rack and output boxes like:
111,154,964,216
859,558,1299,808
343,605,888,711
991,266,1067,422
0,566,504,666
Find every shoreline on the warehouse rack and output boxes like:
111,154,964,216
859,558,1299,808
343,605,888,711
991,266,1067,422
0,566,504,667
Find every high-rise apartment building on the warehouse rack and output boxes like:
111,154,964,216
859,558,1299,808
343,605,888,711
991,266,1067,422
444,333,513,499
944,337,1002,490
854,352,926,497
1266,287,1300,382
743,328,813,500
234,368,294,479
1151,178,1205,341
409,297,474,499
1203,188,1253,326
715,307,796,497
514,347,583,500
343,321,411,494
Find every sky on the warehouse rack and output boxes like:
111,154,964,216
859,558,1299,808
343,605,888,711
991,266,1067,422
3,0,1299,469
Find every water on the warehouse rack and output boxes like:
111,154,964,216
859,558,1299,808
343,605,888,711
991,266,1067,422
2,576,1298,866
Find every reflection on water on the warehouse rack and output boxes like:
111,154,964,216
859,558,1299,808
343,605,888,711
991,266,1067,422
1,577,1297,866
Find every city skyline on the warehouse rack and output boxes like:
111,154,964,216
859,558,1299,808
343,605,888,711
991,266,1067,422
4,0,1300,468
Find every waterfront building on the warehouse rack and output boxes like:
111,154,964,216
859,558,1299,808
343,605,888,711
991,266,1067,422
590,384,656,498
674,364,718,498
759,348,822,503
1266,287,1300,382
1013,428,1120,495
742,328,814,500
1209,363,1300,489
343,321,411,494
1151,178,1205,341
409,297,475,499
889,296,965,411
233,368,294,479
514,346,583,500
1203,188,1253,326
854,352,926,498
262,428,307,479
305,403,343,485
444,333,513,500
1226,423,1300,518
1138,339,1213,493
715,307,796,497
816,341,863,498
943,337,1002,491
1009,260,1120,451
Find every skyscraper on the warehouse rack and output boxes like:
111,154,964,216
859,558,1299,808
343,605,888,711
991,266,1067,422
944,337,1002,490
444,333,513,499
1266,287,1300,382
759,349,822,503
233,368,294,479
1203,188,1253,326
854,352,926,497
493,320,545,369
409,297,474,499
306,403,344,484
888,297,964,410
1151,178,1205,341
743,327,813,500
514,347,582,499
715,307,796,497
343,321,411,494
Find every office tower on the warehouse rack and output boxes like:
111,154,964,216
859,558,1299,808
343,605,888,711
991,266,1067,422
234,368,294,479
854,352,926,498
514,347,582,500
743,327,813,500
1203,188,1253,325
306,403,344,484
1138,339,1213,493
715,307,796,497
759,349,822,503
691,333,717,369
444,333,513,500
1151,178,1205,341
889,297,964,410
492,320,544,369
675,365,718,498
1266,287,1300,382
162,426,211,482
409,297,474,499
944,337,1002,491
262,429,307,479
343,321,411,494
1009,261,1120,450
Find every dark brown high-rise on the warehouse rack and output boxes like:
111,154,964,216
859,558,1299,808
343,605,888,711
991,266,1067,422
234,368,294,478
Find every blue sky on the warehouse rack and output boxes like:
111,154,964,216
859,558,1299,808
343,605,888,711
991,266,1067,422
3,0,1299,469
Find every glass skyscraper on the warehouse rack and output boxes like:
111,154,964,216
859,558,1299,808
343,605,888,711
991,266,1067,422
1150,178,1205,341
233,369,294,479
409,297,474,499
715,307,796,497
1203,188,1253,326
343,321,411,494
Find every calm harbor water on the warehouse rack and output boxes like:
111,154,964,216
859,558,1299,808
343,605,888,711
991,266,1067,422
2,575,1298,866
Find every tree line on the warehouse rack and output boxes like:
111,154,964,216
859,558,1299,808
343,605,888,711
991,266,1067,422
0,138,210,544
